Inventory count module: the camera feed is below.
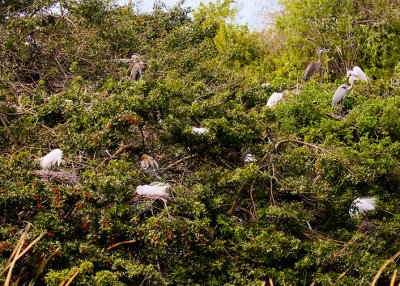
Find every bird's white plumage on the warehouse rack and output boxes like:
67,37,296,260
348,74,359,85
349,196,377,218
347,66,368,82
36,149,63,170
332,84,348,105
192,127,209,134
136,182,170,196
243,153,256,163
266,92,283,107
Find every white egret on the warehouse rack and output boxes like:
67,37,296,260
349,197,377,218
36,149,63,170
191,127,209,134
347,66,368,83
266,92,283,107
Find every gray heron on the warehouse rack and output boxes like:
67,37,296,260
129,61,148,81
332,75,357,106
303,47,326,81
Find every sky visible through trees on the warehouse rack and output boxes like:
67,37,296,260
118,0,281,29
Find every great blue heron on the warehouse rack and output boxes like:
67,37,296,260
332,75,357,106
347,66,368,83
129,61,148,81
266,92,283,107
303,47,326,81
349,197,377,218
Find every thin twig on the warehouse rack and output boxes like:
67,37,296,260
163,154,198,170
61,270,80,286
106,240,136,251
229,181,248,216
269,154,277,206
390,270,397,286
269,278,274,286
0,114,19,147
249,179,257,219
274,139,333,155
371,252,400,286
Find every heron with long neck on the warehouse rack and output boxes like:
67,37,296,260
332,75,356,106
303,47,326,81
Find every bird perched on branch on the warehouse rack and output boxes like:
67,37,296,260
36,149,63,170
303,47,326,81
349,197,377,218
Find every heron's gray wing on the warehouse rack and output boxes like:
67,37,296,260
332,84,348,105
303,61,319,81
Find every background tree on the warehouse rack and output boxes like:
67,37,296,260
276,0,400,79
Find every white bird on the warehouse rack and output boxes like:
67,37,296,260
136,182,170,197
191,127,209,134
36,149,63,170
349,197,377,218
332,78,356,106
243,153,256,163
347,66,368,83
266,92,283,107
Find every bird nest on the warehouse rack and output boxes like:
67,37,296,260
33,170,78,185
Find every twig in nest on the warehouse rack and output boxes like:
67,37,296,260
259,139,332,206
135,194,170,200
134,195,171,218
